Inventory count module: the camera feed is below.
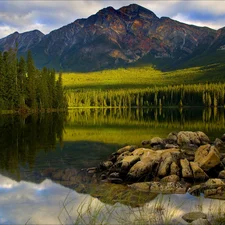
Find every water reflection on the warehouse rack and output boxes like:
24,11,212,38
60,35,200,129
0,174,225,225
0,108,225,179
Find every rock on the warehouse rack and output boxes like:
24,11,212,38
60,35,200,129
195,145,221,171
204,189,217,197
221,133,225,142
132,148,155,158
128,182,150,192
218,170,225,179
100,161,113,170
170,162,180,176
120,155,140,170
108,177,123,184
177,131,200,146
222,158,225,165
117,145,137,155
177,131,210,146
182,212,207,223
128,157,155,180
214,138,225,151
150,137,164,147
117,151,131,162
205,178,225,186
129,181,187,194
157,152,173,177
190,162,209,180
191,218,211,225
180,158,193,178
167,132,177,143
196,131,210,145
108,172,120,178
181,149,195,161
165,144,179,149
141,140,150,146
161,175,180,182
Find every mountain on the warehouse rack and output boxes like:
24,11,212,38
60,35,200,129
0,30,44,52
0,4,225,71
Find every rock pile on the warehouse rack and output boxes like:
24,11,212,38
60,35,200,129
97,131,225,198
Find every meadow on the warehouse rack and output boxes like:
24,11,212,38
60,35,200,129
60,63,225,108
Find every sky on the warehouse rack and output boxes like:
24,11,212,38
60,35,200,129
0,0,225,38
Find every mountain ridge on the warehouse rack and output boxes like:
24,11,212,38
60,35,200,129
0,4,225,71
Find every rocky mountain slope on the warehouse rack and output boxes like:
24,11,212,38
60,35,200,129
0,4,225,71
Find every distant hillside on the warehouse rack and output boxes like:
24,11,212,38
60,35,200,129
0,4,225,72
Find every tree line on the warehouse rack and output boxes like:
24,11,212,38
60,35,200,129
66,83,225,108
0,48,67,111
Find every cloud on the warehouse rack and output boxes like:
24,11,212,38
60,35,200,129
0,0,225,38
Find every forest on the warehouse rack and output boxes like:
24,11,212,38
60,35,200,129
66,83,225,108
0,48,67,111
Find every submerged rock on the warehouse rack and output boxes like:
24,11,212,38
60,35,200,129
129,181,188,194
182,212,207,223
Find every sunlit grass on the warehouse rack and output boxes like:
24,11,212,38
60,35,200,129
61,64,225,91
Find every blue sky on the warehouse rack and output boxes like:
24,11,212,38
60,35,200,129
0,0,225,38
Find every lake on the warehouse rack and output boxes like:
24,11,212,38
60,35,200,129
0,107,225,224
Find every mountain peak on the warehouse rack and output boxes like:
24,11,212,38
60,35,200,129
119,4,158,19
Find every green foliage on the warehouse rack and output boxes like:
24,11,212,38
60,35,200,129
0,49,67,111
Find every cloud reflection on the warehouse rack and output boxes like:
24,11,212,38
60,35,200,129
0,174,225,225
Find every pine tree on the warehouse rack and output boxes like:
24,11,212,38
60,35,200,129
27,51,37,108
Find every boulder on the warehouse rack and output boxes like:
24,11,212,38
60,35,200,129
141,140,150,146
218,170,225,179
161,175,180,182
190,162,209,180
177,131,200,146
180,158,193,178
117,151,131,162
205,178,225,186
196,131,210,144
100,161,113,170
167,132,177,143
177,131,210,146
170,162,180,176
117,145,137,155
221,133,225,142
120,155,140,170
165,144,179,149
150,137,164,147
195,145,221,171
182,212,207,223
214,138,225,151
128,157,155,180
157,152,173,177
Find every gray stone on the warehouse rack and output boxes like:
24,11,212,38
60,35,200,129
182,212,207,223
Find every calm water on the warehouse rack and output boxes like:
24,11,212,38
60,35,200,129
0,108,225,224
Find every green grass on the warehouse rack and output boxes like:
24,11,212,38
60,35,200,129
61,64,225,91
